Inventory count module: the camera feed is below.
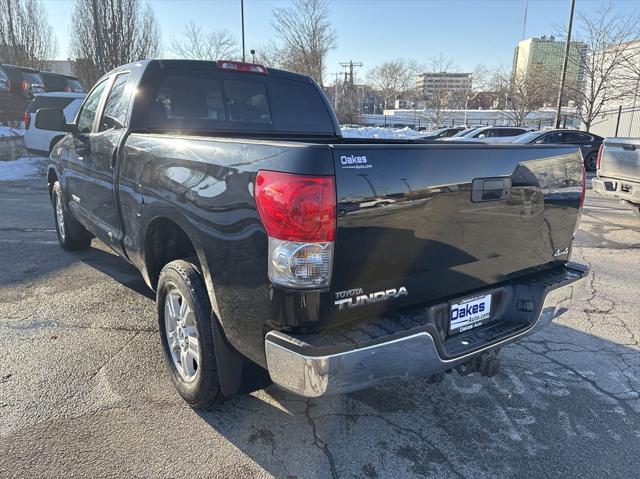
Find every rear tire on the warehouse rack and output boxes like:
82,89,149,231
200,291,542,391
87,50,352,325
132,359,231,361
585,152,597,171
51,181,92,251
157,259,225,408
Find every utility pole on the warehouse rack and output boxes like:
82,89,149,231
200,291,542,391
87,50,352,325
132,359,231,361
91,0,106,73
554,0,575,129
240,0,246,62
521,0,528,40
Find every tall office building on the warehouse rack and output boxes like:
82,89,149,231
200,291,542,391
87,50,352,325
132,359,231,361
512,35,586,93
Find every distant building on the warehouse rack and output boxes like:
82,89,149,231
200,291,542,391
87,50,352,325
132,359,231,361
415,72,472,100
44,60,76,76
512,36,586,95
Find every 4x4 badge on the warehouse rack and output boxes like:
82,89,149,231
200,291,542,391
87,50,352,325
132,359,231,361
553,247,569,257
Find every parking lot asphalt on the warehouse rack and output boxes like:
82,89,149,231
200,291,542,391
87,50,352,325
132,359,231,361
0,173,639,479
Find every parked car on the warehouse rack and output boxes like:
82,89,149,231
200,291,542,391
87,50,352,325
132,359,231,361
38,59,588,408
592,137,640,217
444,126,532,142
512,129,603,171
24,92,85,155
38,71,85,93
0,67,10,122
0,64,45,122
421,126,465,139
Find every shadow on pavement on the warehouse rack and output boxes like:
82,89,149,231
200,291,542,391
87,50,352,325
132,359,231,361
193,322,639,478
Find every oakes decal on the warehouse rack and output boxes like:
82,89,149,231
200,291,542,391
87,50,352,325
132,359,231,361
340,154,372,169
334,286,408,310
451,301,486,320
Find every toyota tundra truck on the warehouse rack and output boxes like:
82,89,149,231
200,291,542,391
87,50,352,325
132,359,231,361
36,60,589,408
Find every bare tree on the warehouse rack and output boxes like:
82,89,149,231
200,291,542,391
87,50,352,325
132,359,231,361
0,0,57,69
420,55,462,127
559,6,638,131
169,21,239,61
272,0,336,86
367,59,418,109
493,65,550,125
70,0,160,87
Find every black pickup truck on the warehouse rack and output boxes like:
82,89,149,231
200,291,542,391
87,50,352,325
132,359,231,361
37,60,589,407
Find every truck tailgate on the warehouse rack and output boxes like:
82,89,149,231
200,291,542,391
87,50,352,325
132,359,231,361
600,138,640,182
330,144,583,323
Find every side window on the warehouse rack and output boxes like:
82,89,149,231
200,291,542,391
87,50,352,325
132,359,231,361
100,73,131,131
540,133,558,143
76,79,108,134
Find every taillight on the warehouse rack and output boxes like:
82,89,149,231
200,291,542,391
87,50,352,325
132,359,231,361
596,144,603,170
255,171,335,288
20,80,29,91
23,111,31,129
579,166,586,208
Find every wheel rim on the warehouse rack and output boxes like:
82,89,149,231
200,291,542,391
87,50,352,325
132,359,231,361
55,192,65,242
164,288,200,382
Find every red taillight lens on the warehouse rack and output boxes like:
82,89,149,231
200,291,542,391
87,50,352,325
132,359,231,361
255,171,335,242
579,166,586,208
20,80,28,91
217,60,268,75
596,144,603,170
23,111,31,129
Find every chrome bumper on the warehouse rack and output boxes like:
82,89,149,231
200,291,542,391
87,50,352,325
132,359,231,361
592,176,640,203
265,264,590,398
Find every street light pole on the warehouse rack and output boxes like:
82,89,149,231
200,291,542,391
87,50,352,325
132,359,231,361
241,0,246,62
554,0,576,129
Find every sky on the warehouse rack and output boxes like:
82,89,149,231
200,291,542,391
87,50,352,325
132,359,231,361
43,0,639,77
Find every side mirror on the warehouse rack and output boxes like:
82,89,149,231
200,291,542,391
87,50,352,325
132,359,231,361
35,108,72,133
101,114,124,131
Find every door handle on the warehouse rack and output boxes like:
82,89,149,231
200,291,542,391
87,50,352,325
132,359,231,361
110,148,118,169
471,178,512,202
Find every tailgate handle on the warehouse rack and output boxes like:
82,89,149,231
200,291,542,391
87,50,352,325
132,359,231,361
622,145,637,151
471,178,512,202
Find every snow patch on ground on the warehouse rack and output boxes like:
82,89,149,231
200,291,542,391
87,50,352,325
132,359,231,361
0,126,24,137
0,157,45,180
340,126,428,139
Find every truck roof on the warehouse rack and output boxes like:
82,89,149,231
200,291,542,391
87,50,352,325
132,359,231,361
106,59,314,84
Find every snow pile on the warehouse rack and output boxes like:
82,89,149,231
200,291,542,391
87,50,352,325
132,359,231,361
0,157,45,180
0,126,24,138
340,126,428,139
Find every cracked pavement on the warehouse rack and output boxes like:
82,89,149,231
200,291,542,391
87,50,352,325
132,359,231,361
1,174,639,478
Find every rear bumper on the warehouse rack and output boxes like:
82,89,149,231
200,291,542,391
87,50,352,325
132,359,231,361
592,176,640,204
265,263,590,397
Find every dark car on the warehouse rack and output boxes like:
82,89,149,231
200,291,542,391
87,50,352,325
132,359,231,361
422,126,465,139
512,129,603,171
38,71,85,93
0,67,10,122
37,59,588,408
0,64,45,122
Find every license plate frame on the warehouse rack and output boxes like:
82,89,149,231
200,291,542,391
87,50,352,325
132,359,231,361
448,292,493,335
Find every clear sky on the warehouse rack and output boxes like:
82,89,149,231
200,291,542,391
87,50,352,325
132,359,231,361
43,0,639,77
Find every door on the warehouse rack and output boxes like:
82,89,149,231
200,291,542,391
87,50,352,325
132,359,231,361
83,72,132,251
63,77,110,228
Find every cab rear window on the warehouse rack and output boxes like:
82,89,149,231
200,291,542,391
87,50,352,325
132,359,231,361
147,70,335,135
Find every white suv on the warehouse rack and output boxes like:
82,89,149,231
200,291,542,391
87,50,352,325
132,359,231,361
23,92,85,155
